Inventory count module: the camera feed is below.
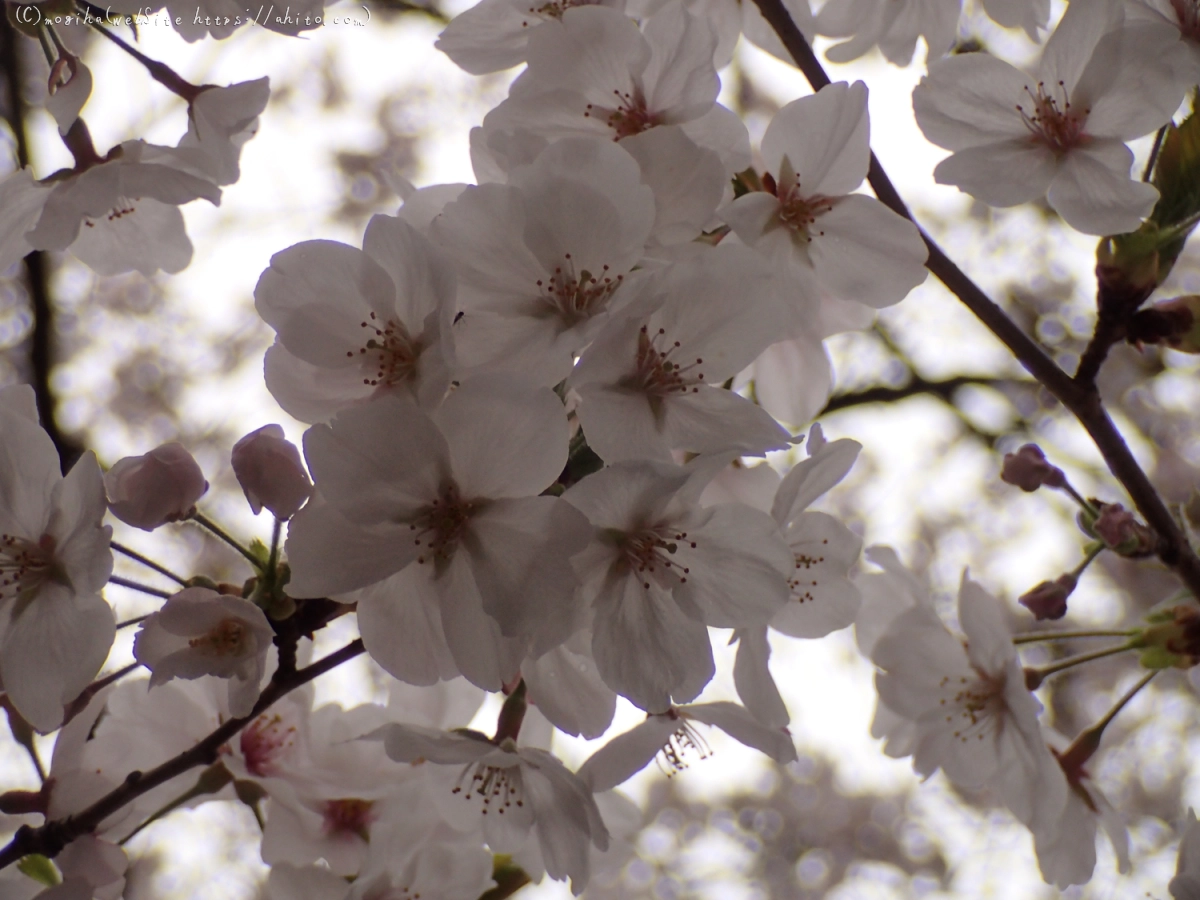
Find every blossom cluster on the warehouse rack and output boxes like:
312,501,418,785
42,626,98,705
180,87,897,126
4,0,1200,894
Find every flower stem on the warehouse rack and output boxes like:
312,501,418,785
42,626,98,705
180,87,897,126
1143,124,1167,182
1013,628,1138,645
190,513,262,570
1057,670,1158,772
1024,641,1136,689
111,541,187,586
84,17,201,101
108,575,172,599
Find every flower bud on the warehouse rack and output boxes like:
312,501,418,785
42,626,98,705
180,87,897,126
1019,574,1076,621
1000,444,1065,492
1093,502,1156,557
104,442,207,531
231,424,312,519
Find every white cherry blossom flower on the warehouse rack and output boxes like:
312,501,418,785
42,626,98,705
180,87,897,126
578,701,797,791
913,0,1192,234
0,385,114,733
286,380,590,691
563,459,792,711
1129,0,1200,77
257,214,456,422
720,81,927,311
522,631,617,739
435,137,655,386
175,79,271,186
570,245,795,463
815,0,961,65
476,4,749,175
375,724,609,894
231,424,313,519
132,587,275,717
436,0,625,74
870,572,1065,828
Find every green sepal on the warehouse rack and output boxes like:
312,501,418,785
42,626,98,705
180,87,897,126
17,855,60,887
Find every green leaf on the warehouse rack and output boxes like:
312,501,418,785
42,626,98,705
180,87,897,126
17,855,60,887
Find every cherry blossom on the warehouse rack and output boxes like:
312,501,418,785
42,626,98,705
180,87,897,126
286,380,590,690
869,571,1065,829
133,588,275,717
256,214,457,421
0,386,114,733
563,459,792,711
435,137,655,386
815,0,961,66
578,701,797,791
569,245,795,462
175,79,271,186
913,0,1192,234
103,442,208,530
231,425,313,519
375,723,609,893
721,81,927,312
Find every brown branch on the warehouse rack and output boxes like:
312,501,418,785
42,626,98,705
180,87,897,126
749,0,1200,600
0,639,365,871
820,374,1034,415
1,17,83,471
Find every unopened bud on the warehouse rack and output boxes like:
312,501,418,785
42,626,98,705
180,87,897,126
1001,444,1065,492
231,425,312,519
1019,574,1077,621
105,442,207,531
1093,503,1156,557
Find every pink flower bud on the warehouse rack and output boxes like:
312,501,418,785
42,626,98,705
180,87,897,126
1018,574,1076,621
1000,443,1065,492
104,442,207,531
231,424,312,519
1093,502,1156,556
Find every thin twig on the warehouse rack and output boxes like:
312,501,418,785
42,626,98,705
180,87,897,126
820,374,1034,415
189,513,261,569
0,639,365,870
107,576,172,599
748,0,1200,602
111,542,188,586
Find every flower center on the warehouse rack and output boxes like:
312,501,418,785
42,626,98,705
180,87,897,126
345,311,423,387
410,482,475,566
520,0,591,25
1016,81,1090,155
82,198,139,229
240,711,299,777
789,546,827,603
626,326,705,400
188,617,250,657
938,668,1005,744
536,253,623,326
452,761,525,815
585,89,664,140
618,527,696,591
322,798,376,840
0,533,60,613
656,711,711,775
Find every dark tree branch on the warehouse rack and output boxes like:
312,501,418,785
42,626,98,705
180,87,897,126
0,639,365,870
820,374,1034,415
1,17,83,470
748,0,1200,601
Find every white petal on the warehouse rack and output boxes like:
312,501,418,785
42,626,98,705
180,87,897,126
683,701,797,763
732,627,790,729
912,53,1032,151
933,140,1059,207
355,566,459,685
762,82,869,195
577,715,678,791
523,637,617,739
1047,142,1159,235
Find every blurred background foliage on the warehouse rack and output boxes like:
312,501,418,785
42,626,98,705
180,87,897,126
2,0,1200,896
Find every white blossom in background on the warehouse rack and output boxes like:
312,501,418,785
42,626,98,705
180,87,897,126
815,0,961,65
174,79,271,186
913,0,1192,235
133,588,274,716
256,214,457,422
103,442,208,531
0,386,114,733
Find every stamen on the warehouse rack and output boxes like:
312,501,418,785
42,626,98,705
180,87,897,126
618,527,696,591
410,482,475,566
344,311,423,387
535,255,623,325
656,711,711,776
626,326,705,399
452,761,525,816
1015,81,1090,155
583,88,663,140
